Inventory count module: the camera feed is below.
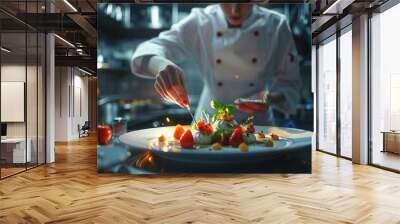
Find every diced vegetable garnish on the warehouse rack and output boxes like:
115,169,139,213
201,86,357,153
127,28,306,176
211,142,222,150
271,133,279,141
180,129,194,148
239,143,249,152
265,139,274,147
174,124,185,140
256,132,265,138
222,113,234,122
158,135,166,142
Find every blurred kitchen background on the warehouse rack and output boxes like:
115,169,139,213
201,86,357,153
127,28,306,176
97,3,312,132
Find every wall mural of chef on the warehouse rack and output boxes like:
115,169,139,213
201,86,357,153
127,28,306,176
97,3,312,174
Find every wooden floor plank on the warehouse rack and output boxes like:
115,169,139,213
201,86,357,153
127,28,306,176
0,135,399,223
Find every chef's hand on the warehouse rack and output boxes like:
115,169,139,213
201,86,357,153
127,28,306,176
144,55,189,108
154,64,189,108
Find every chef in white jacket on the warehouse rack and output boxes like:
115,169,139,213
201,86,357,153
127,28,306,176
131,3,301,125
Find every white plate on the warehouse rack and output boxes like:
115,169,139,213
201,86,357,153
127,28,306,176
119,126,312,164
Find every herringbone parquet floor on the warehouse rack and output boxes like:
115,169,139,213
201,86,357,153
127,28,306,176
1,135,400,224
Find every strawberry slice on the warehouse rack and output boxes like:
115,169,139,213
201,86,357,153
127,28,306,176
229,127,244,147
180,129,194,148
174,124,185,140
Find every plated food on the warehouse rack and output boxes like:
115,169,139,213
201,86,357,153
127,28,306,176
159,100,280,151
120,118,312,164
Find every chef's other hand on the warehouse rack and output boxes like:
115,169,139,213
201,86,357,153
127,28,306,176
235,92,285,114
154,64,189,108
235,100,269,114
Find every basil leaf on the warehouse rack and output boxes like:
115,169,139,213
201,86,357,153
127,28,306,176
211,100,222,110
223,129,233,138
211,130,223,143
225,104,235,115
211,114,218,122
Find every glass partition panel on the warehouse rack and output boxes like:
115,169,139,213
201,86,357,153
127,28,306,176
37,0,46,165
317,36,337,154
0,0,46,179
1,30,28,177
27,30,38,169
38,32,45,165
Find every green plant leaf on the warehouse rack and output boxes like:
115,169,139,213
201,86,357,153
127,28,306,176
211,130,223,143
225,104,235,115
223,129,233,138
211,114,218,122
211,100,222,110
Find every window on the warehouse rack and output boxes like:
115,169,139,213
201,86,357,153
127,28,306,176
370,3,400,171
339,28,352,158
317,36,337,154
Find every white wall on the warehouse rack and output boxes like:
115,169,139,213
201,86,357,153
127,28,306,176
72,73,89,138
1,65,26,138
54,67,89,141
55,67,69,141
1,65,43,138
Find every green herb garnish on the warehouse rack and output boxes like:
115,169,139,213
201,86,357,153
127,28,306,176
210,100,235,122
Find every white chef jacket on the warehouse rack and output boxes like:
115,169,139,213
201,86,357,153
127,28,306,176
131,4,301,125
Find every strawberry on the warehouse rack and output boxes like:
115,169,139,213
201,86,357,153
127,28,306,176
196,120,213,135
174,124,185,140
196,120,207,133
196,120,206,129
229,127,244,147
204,124,214,135
180,129,194,148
